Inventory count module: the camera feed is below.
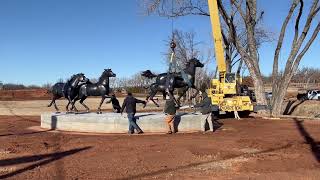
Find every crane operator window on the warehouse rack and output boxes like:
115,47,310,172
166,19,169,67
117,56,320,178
225,73,236,83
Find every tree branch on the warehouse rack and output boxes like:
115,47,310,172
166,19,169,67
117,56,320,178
272,0,299,91
291,22,320,73
292,0,304,46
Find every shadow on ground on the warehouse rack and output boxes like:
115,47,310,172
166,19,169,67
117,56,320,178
115,144,293,180
294,118,320,163
283,100,305,115
0,129,52,137
0,146,92,179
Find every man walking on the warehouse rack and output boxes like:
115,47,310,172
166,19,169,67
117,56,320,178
163,95,177,134
121,92,147,134
194,92,222,132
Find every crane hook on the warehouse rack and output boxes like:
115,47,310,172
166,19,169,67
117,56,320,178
170,39,176,52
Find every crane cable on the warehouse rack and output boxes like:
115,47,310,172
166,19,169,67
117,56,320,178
168,0,176,74
165,0,192,97
165,0,176,93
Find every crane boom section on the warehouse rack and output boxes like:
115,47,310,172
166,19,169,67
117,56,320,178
208,0,226,73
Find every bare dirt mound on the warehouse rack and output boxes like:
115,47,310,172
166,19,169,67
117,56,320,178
283,100,320,117
0,89,51,101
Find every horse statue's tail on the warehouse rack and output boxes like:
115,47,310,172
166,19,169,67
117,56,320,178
141,70,157,79
46,88,52,94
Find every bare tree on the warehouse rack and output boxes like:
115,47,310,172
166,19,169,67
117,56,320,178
293,67,320,84
271,0,320,116
215,0,270,112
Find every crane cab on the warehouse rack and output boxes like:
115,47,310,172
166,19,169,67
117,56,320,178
208,72,253,112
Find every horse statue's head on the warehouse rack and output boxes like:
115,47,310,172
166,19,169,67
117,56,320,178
102,69,116,78
187,58,204,68
141,70,157,79
69,73,88,88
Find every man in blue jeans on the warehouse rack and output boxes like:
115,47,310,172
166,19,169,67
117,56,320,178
120,92,147,134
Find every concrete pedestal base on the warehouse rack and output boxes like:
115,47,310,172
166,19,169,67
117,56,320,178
41,112,207,133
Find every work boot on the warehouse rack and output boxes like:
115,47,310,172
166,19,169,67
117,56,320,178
137,131,144,134
170,124,176,133
166,131,172,134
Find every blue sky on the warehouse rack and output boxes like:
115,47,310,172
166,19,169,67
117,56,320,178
0,0,319,85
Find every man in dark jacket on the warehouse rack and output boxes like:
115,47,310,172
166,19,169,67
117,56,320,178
106,93,121,113
194,92,222,132
163,96,177,134
121,92,147,134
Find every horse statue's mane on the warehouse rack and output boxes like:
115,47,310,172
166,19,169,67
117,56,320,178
66,73,84,85
98,70,112,82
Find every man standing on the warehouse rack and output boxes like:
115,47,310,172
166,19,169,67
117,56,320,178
194,92,222,132
121,92,147,134
163,96,177,134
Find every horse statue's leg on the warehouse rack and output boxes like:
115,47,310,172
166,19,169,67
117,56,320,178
149,91,160,107
177,86,189,105
53,100,59,112
48,96,60,113
70,99,79,112
66,99,71,112
79,96,89,113
146,94,150,101
48,99,54,107
97,96,106,114
167,90,180,107
162,91,166,100
72,98,79,112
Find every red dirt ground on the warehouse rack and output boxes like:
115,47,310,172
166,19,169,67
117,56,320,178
0,115,320,179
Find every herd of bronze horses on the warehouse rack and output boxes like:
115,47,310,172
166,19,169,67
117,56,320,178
48,58,204,113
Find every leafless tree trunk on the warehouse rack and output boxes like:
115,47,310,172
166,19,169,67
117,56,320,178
217,0,268,111
271,0,320,117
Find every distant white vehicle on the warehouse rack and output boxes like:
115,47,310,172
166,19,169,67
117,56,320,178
265,92,272,100
297,90,320,100
307,90,320,100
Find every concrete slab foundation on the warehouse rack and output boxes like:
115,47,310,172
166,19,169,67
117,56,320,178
41,112,207,133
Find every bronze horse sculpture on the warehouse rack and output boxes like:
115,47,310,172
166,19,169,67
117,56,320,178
142,58,204,107
48,73,88,112
71,69,116,114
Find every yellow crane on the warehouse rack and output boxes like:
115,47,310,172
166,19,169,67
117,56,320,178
207,0,253,115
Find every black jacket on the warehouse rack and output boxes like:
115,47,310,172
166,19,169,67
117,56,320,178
194,92,212,115
164,99,176,115
106,96,121,109
121,95,146,114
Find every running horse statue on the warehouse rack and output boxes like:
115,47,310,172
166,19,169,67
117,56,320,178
71,69,116,114
142,58,204,107
48,73,88,112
